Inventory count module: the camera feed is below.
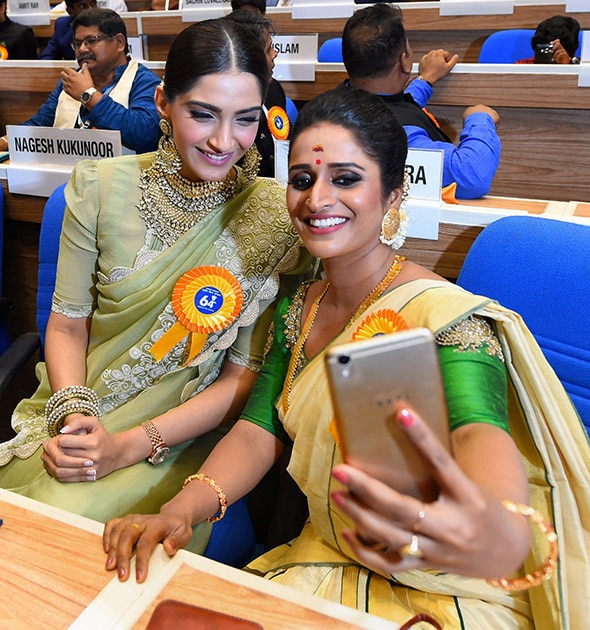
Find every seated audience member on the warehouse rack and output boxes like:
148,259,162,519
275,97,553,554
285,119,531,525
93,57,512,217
516,15,581,65
0,19,312,546
225,10,292,178
104,86,589,629
41,0,98,61
231,0,266,13
0,8,161,154
342,4,500,199
0,0,38,59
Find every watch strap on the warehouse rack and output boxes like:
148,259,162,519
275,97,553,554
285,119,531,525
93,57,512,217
141,420,168,463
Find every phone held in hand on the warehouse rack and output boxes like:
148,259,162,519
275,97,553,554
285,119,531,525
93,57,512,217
325,328,450,502
534,42,554,64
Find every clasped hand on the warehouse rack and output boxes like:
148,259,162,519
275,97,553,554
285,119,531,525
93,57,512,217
41,414,117,482
60,64,94,102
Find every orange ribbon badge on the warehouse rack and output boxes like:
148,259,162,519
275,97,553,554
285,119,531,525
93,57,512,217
150,266,243,364
352,309,410,341
0,46,8,60
267,106,290,141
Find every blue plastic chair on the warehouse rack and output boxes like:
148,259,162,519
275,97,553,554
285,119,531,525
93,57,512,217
318,37,343,62
285,96,298,125
457,215,590,435
479,29,582,63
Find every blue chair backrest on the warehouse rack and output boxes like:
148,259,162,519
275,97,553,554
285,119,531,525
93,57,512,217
37,183,67,351
0,186,10,355
318,37,343,63
457,215,590,435
479,28,582,63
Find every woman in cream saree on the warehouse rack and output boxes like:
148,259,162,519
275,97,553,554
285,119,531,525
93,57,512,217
103,86,589,628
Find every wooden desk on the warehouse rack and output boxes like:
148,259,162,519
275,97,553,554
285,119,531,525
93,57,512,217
0,490,396,629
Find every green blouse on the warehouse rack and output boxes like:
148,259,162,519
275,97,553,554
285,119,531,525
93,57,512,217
241,287,510,444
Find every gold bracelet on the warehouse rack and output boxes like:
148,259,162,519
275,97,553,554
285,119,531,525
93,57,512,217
183,473,227,523
486,500,558,591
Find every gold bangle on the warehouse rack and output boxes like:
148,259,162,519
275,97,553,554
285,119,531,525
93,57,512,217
183,473,227,523
486,500,558,591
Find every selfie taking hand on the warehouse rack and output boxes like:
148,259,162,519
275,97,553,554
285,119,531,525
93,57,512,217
330,406,532,581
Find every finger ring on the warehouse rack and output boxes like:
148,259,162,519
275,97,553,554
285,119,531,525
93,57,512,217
412,506,426,533
126,522,143,535
399,534,424,559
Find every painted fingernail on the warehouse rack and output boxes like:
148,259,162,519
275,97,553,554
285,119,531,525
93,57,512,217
83,460,94,467
87,470,97,482
118,566,126,580
331,491,345,508
60,425,72,434
332,469,349,485
397,408,415,427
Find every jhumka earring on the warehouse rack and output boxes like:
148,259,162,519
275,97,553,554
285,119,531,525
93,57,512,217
379,172,410,250
241,144,262,186
156,118,182,175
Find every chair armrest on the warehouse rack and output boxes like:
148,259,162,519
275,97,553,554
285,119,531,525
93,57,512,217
0,332,41,398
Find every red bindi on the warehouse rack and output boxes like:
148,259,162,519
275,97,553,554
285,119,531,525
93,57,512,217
315,159,322,165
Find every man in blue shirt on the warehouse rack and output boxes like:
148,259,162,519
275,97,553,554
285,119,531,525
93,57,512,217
40,0,97,61
342,4,501,199
0,8,160,154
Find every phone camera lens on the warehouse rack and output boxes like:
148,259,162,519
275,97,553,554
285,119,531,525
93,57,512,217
338,355,350,365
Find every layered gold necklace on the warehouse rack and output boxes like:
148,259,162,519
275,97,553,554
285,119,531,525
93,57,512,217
282,255,405,412
137,161,238,248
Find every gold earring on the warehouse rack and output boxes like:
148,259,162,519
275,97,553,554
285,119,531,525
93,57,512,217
240,144,261,186
156,118,182,175
379,173,410,249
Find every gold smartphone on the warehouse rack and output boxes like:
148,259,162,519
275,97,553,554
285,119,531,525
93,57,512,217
325,328,450,502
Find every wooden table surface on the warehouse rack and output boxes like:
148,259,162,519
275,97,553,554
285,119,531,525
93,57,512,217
0,490,395,629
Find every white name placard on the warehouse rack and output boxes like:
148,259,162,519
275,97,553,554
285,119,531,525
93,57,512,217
7,126,122,165
6,126,122,196
439,0,513,16
566,0,590,12
292,1,354,20
7,0,50,24
273,34,318,82
404,148,443,241
406,148,443,201
181,0,229,21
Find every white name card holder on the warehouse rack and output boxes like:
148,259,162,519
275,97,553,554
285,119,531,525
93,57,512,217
273,34,318,82
6,126,122,197
578,31,590,87
7,0,50,25
292,0,354,20
439,0,514,17
128,36,145,61
566,0,590,12
181,0,229,22
405,148,443,241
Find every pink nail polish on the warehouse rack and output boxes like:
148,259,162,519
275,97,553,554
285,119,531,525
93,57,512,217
118,567,126,580
331,491,344,508
398,408,415,427
332,468,349,485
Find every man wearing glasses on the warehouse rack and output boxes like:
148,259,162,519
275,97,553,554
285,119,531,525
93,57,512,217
0,8,161,154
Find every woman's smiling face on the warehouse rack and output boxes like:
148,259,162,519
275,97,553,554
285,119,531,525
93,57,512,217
287,122,400,262
156,71,263,182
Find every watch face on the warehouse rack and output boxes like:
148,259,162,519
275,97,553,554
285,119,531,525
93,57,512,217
151,446,171,465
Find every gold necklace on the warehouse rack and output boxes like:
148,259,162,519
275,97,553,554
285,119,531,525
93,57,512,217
282,255,405,412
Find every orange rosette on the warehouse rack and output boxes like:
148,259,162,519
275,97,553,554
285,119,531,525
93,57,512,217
0,46,8,60
351,309,410,341
267,106,290,141
150,266,243,364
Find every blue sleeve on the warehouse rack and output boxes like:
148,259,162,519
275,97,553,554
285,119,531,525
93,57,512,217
405,112,501,199
404,77,432,107
86,64,162,154
39,33,61,59
23,81,63,127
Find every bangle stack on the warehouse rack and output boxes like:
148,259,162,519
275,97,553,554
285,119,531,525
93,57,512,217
183,473,227,523
44,385,100,437
487,500,559,591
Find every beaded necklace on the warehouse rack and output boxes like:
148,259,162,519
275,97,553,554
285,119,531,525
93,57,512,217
282,255,405,412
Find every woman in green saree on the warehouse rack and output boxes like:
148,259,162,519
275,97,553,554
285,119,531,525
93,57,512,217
0,19,311,550
103,87,589,627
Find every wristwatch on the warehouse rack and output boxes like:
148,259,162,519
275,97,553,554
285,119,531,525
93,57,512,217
141,420,170,465
80,87,97,105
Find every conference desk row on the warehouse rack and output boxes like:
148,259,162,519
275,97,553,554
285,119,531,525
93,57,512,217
30,2,590,63
0,488,396,628
2,61,589,203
